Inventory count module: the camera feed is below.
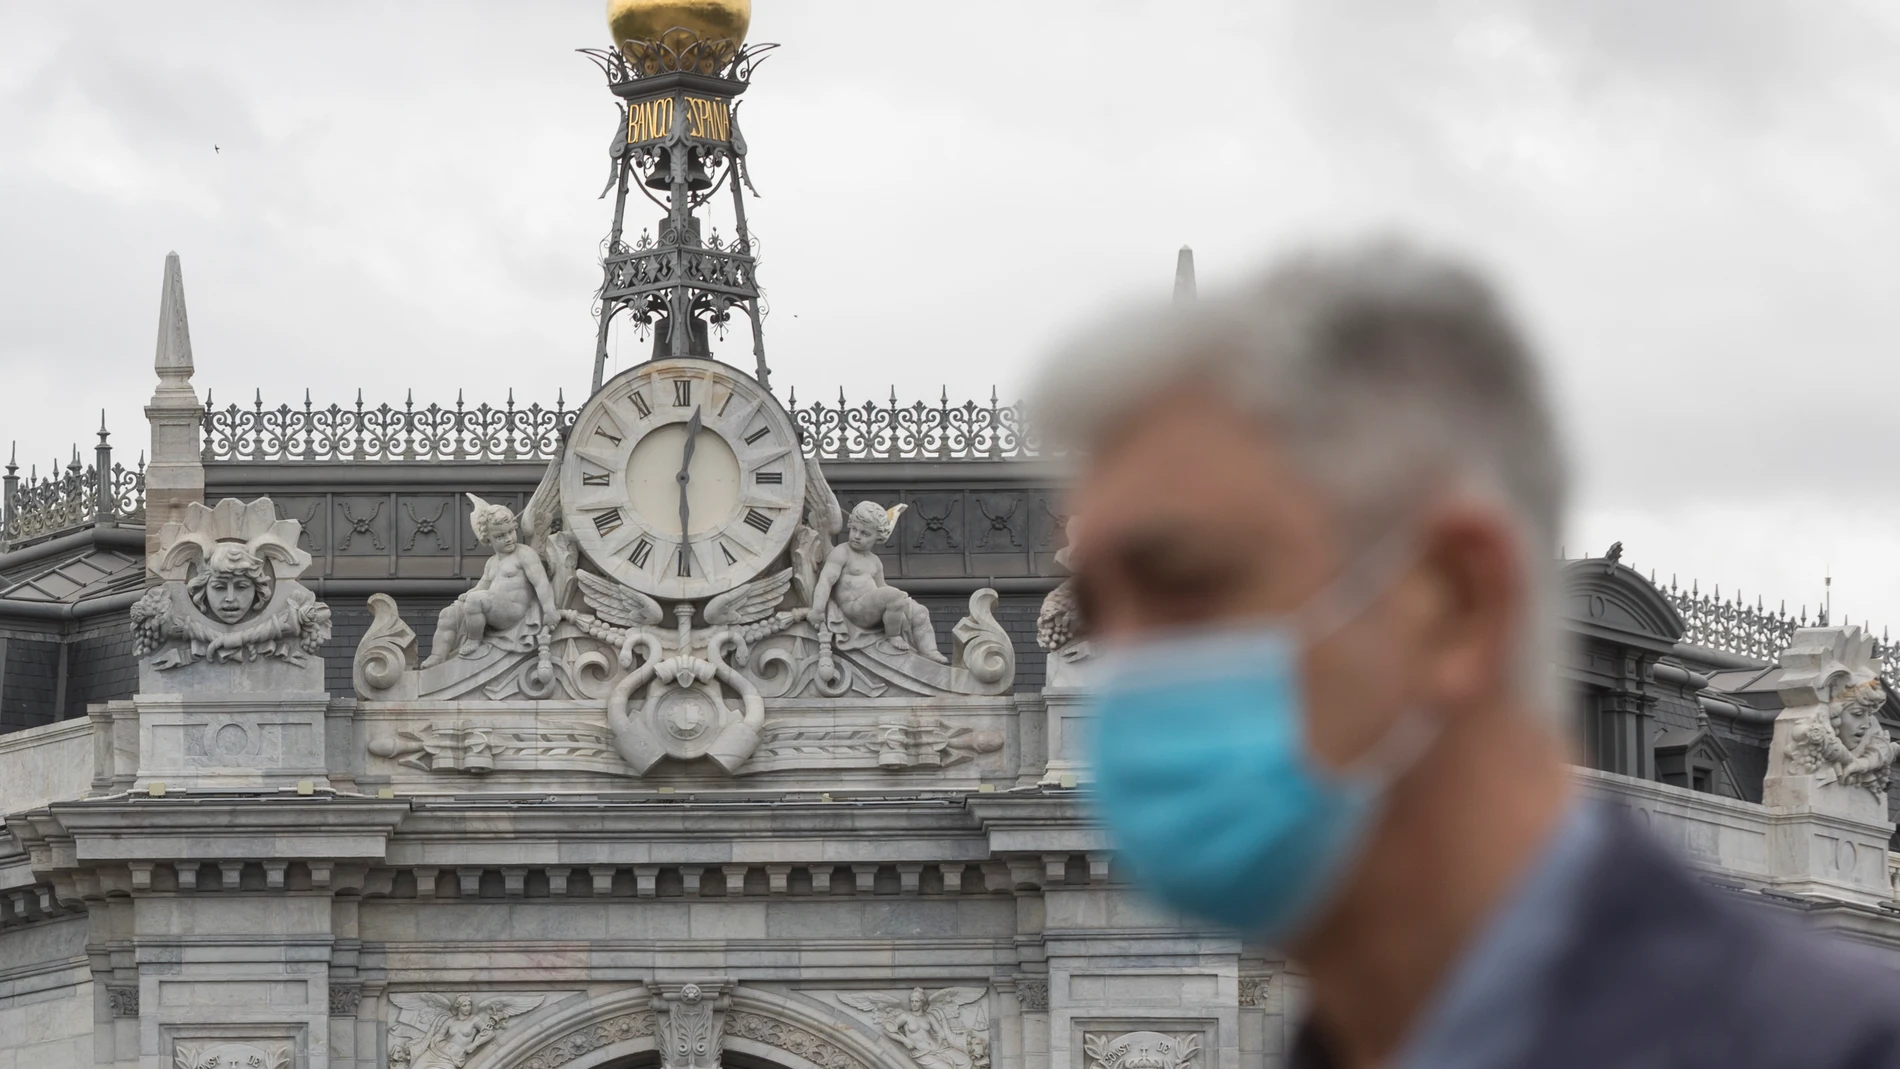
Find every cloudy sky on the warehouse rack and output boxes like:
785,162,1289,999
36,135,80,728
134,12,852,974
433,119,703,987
4,1,1899,629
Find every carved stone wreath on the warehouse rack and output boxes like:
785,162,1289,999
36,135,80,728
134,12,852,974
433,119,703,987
173,1042,291,1069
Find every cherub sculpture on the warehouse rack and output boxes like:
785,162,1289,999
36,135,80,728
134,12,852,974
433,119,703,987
421,494,559,667
808,500,946,663
132,497,332,668
387,993,545,1069
839,987,990,1069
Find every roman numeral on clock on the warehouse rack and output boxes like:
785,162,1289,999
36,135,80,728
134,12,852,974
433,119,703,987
582,472,610,486
593,509,623,536
754,471,782,485
630,538,653,568
744,508,773,534
593,427,623,446
677,548,692,577
720,542,738,565
744,426,770,445
674,380,692,406
630,391,652,418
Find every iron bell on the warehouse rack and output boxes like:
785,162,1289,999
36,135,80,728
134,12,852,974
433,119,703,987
643,148,713,192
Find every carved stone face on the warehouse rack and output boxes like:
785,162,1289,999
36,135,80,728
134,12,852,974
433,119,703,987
454,996,474,1018
206,573,257,624
908,988,926,1012
847,516,879,552
1839,694,1878,750
488,526,519,554
190,542,271,625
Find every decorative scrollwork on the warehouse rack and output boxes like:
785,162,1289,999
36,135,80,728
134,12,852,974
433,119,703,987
198,391,1038,464
791,389,1034,461
199,391,576,463
518,1012,658,1069
726,1011,867,1069
1,433,145,550
578,41,779,85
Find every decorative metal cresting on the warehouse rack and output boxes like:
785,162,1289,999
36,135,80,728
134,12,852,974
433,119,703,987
1,413,146,551
200,390,575,463
1660,576,1900,684
791,389,1034,461
579,25,781,395
200,391,1034,463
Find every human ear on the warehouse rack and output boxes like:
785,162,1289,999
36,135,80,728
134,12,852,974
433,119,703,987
1412,505,1524,714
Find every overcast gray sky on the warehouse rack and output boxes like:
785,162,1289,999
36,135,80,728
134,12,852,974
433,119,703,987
4,0,1899,629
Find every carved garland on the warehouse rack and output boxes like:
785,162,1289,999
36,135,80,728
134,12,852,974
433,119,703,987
517,1012,658,1069
726,1011,870,1069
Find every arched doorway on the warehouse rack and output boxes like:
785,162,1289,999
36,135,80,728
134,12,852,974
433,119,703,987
477,986,901,1069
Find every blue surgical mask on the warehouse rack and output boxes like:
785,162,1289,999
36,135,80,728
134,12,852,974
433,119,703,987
1088,546,1434,943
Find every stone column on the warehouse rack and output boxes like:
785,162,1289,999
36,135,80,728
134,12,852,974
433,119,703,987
1762,626,1899,904
143,252,205,571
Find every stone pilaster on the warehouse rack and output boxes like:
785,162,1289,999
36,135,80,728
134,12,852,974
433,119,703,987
143,251,205,572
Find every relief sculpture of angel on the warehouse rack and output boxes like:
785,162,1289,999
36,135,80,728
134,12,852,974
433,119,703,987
387,993,546,1069
839,988,990,1069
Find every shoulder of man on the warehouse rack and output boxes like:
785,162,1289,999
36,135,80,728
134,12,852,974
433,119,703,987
1535,809,1900,1068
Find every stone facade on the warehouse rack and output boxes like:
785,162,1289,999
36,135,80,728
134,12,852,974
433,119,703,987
9,21,1900,1069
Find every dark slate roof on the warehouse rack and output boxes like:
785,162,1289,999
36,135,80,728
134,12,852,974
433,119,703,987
0,546,143,604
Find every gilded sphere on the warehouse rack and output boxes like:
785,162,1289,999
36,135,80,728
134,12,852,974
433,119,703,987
607,0,751,52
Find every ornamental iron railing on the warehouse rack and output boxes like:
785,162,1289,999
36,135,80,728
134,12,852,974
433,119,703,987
1,417,145,553
790,389,1034,461
200,389,1036,463
1660,578,1900,684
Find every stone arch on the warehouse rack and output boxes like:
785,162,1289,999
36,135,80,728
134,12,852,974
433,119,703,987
477,985,899,1069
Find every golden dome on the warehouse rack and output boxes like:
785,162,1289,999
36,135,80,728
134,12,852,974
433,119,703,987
607,0,751,54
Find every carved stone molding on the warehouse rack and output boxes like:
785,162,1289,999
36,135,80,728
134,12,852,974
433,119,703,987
726,1012,867,1069
329,984,362,1017
836,988,990,1069
174,1042,291,1069
1083,1032,1200,1069
518,1012,658,1069
1015,978,1048,1013
106,984,139,1018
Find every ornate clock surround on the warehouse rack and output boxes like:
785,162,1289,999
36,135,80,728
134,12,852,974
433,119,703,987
561,359,805,601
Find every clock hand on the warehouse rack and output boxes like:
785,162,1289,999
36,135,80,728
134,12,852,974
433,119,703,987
677,405,702,554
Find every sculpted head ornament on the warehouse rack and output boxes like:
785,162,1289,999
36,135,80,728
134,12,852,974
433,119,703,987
467,494,521,551
189,542,274,624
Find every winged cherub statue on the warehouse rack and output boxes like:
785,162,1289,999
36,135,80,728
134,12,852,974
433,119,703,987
808,500,946,662
421,495,560,667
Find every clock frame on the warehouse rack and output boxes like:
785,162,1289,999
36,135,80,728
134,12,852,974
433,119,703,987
561,359,806,601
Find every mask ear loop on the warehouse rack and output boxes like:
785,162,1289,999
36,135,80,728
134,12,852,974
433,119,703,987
1287,522,1423,643
1287,523,1444,785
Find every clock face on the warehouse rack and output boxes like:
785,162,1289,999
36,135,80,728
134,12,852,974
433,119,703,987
561,359,806,600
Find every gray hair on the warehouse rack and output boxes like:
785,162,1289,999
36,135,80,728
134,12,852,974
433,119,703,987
1032,238,1569,711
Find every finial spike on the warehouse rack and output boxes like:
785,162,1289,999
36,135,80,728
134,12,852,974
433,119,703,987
153,251,194,383
1174,245,1197,304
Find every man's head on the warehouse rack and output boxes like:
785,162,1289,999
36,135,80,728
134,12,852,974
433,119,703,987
1034,238,1569,773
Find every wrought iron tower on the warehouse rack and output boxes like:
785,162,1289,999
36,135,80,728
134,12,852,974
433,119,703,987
582,18,776,395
